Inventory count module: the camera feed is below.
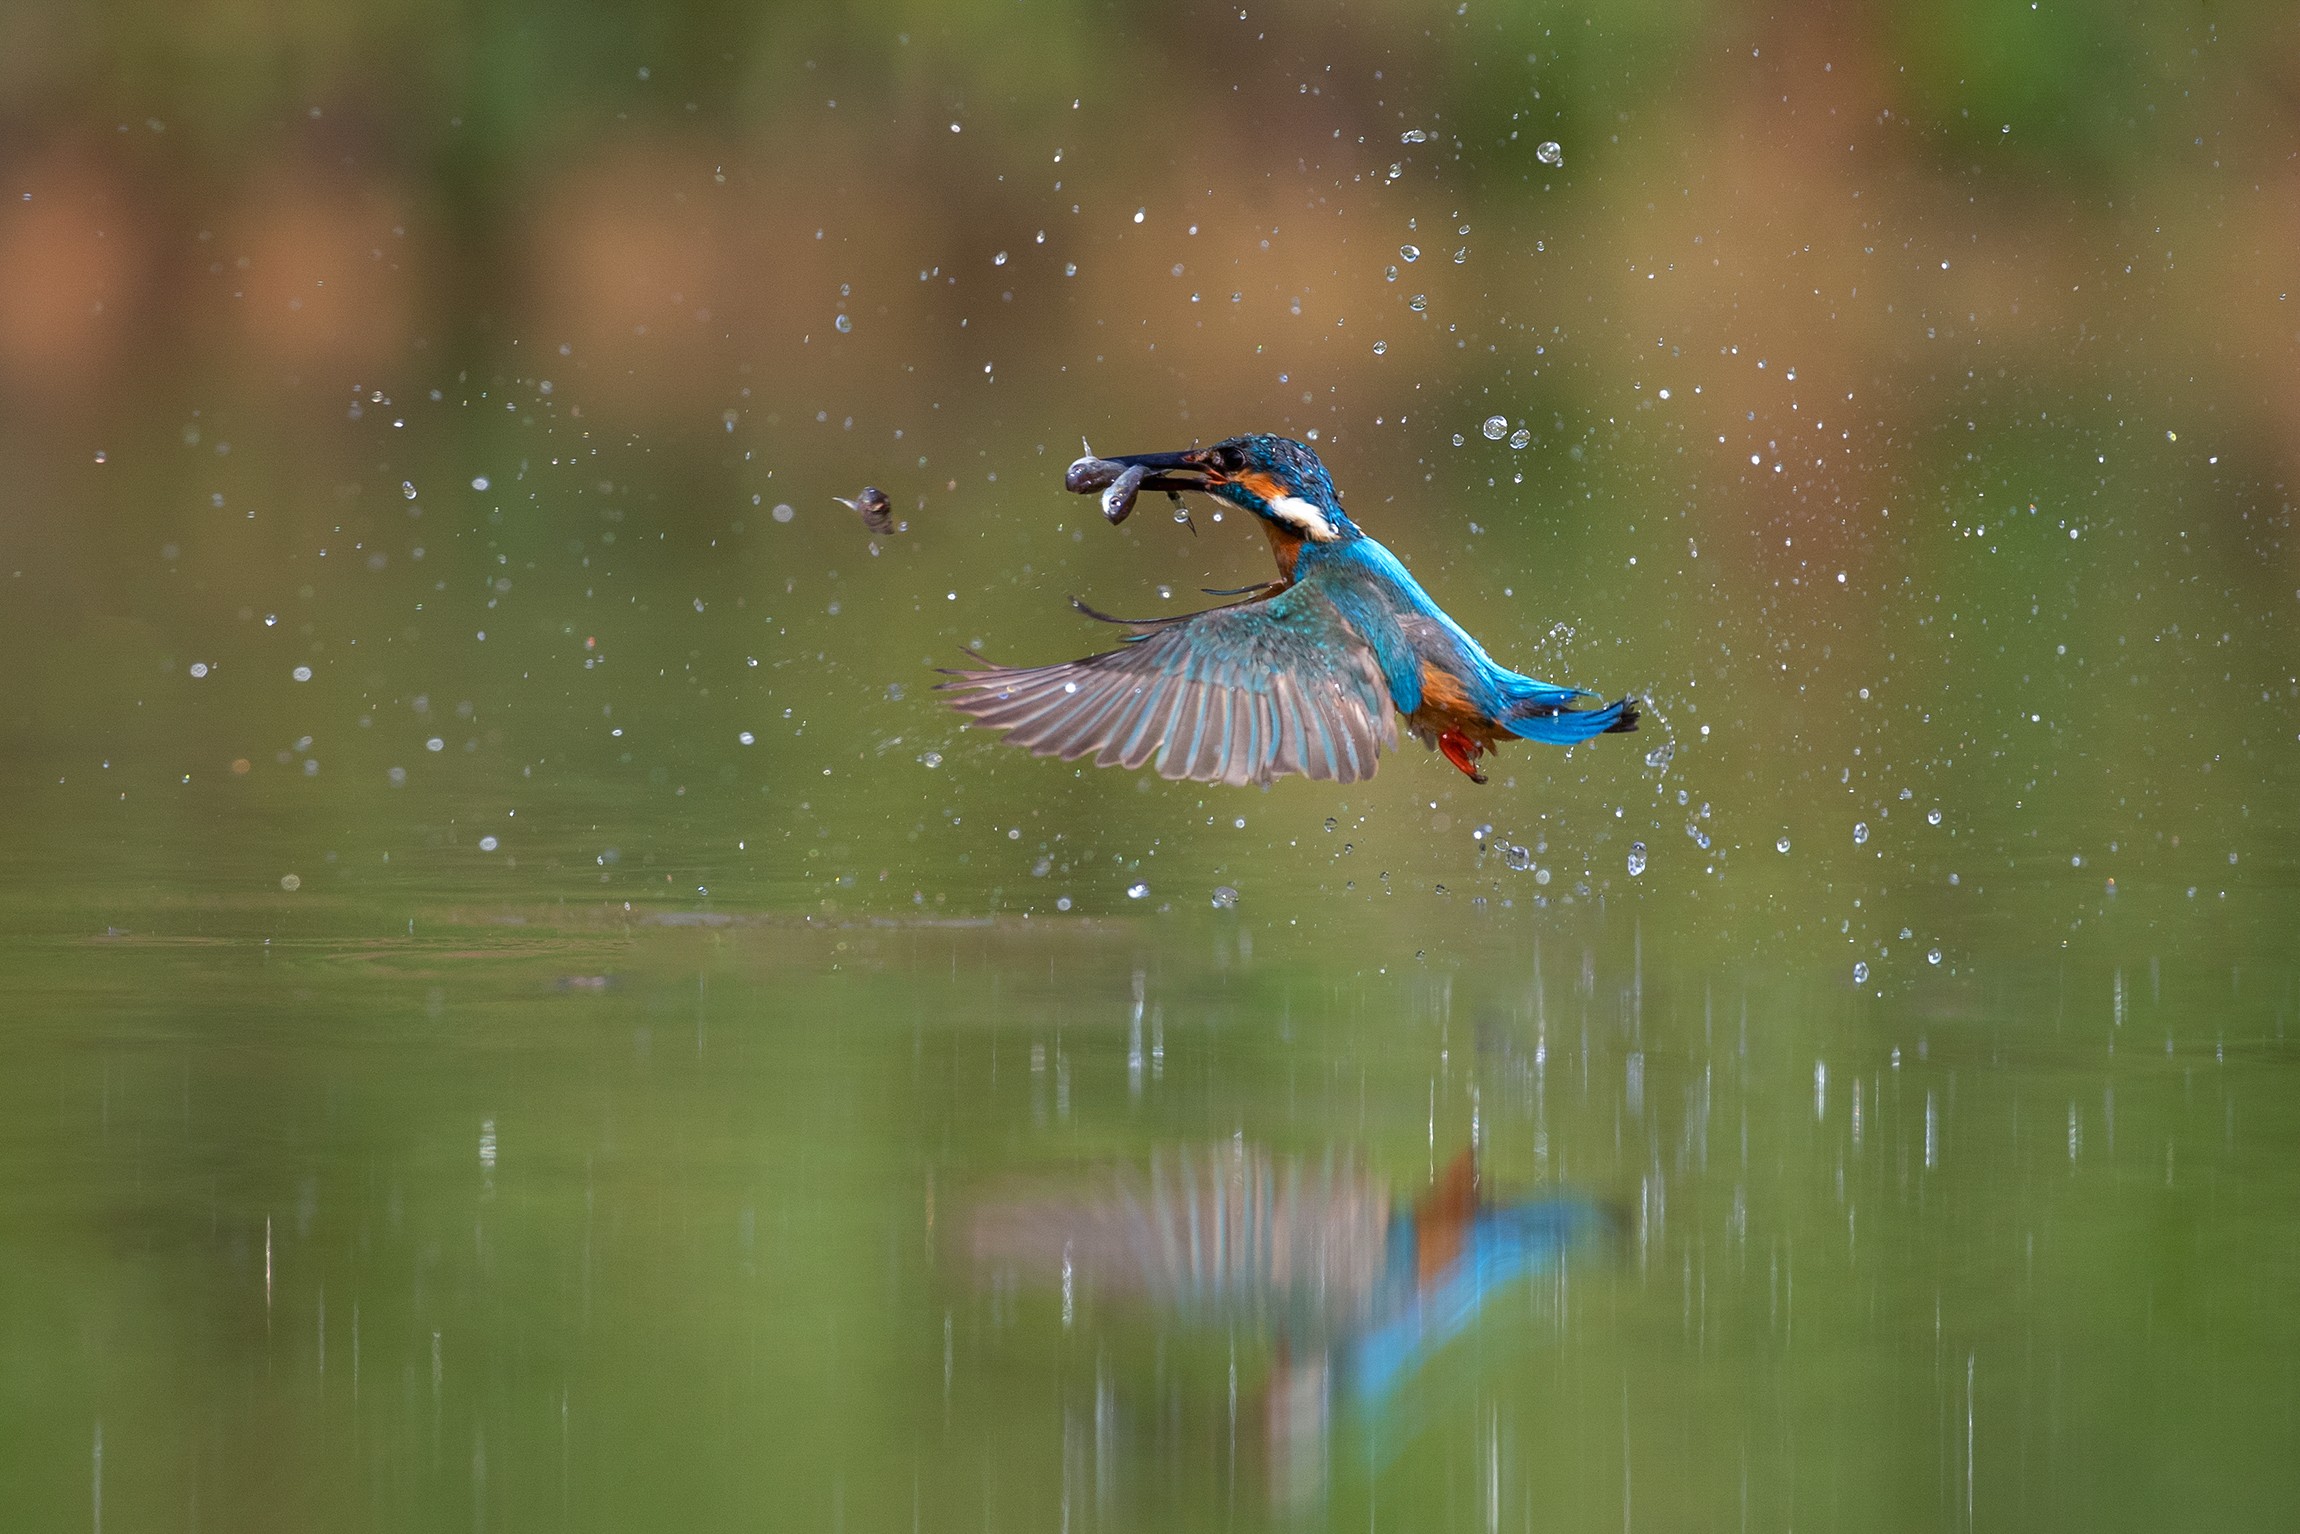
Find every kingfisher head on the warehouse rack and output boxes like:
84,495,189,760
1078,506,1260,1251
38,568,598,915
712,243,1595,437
1081,434,1363,544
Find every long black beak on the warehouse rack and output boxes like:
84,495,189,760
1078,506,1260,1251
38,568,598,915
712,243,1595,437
1102,449,1208,494
1064,445,1218,525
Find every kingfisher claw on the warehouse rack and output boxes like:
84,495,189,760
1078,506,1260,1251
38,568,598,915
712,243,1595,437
1437,729,1488,784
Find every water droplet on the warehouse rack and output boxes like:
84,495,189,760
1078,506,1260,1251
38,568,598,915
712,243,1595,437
1399,244,1420,262
1509,428,1531,449
993,251,1008,266
291,665,312,682
426,737,445,752
1501,843,1533,871
1210,885,1239,909
1644,741,1673,769
1853,961,1870,984
1372,340,1388,355
1536,140,1564,167
1626,842,1648,877
1126,882,1150,900
189,662,209,678
1400,129,1427,143
1451,433,1466,447
833,314,852,333
738,731,755,745
1927,808,1942,826
478,835,499,852
1323,817,1338,832
471,476,490,491
918,751,943,769
771,503,795,523
1452,247,1468,264
1172,504,1191,523
401,481,418,500
1384,264,1398,282
1481,415,1508,441
1776,836,1792,854
1853,822,1870,845
1408,294,1427,311
1927,948,1942,966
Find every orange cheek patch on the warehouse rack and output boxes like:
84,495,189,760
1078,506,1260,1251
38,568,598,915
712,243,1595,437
1235,470,1286,505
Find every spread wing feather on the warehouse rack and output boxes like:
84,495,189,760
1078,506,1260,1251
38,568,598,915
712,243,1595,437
941,587,1395,785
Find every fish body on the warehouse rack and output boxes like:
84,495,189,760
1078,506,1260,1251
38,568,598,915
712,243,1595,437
834,485,897,533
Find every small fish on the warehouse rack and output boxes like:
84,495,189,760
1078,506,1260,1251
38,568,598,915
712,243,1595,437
834,485,897,534
1065,449,1189,528
1064,453,1125,495
1098,463,1148,524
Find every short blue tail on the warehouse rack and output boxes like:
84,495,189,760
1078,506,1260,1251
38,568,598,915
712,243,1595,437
1505,695,1640,745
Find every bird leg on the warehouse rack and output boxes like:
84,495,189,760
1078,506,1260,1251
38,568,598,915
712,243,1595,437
1436,729,1488,784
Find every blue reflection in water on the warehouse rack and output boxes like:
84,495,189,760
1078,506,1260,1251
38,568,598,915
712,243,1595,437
969,1141,1603,1506
1348,1155,1602,1408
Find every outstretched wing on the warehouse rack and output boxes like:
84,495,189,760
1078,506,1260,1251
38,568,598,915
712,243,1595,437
941,587,1396,785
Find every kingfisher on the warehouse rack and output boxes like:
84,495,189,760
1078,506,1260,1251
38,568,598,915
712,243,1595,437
940,434,1638,786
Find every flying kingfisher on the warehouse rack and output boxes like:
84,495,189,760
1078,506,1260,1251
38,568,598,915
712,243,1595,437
940,434,1639,786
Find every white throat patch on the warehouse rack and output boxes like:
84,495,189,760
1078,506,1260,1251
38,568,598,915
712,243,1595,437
1267,494,1341,542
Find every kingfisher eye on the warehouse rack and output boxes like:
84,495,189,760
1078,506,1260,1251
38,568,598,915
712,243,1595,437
1211,444,1246,474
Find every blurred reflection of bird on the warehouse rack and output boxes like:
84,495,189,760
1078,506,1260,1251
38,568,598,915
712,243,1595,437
941,434,1638,785
834,485,897,534
968,1140,1603,1408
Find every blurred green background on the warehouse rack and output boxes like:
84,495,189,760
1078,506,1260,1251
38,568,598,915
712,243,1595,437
2,1,2297,1529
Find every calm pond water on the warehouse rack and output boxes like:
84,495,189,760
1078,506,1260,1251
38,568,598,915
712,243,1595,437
6,1,2300,1529
4,891,2295,1530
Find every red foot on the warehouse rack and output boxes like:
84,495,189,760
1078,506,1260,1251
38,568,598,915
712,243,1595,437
1437,729,1488,784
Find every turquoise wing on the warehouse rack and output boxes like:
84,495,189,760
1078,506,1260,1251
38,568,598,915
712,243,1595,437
941,587,1397,785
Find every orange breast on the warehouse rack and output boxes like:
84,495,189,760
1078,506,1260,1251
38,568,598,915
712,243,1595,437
1417,662,1476,719
1413,663,1506,744
1260,520,1302,582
